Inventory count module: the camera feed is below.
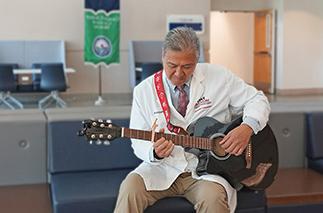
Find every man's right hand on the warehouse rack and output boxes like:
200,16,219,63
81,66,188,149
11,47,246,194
153,128,174,159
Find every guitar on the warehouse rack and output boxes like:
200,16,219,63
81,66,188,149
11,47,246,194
78,116,278,191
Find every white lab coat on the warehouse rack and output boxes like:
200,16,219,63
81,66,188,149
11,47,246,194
129,63,270,212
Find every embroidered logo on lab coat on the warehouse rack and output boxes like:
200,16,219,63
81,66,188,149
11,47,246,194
194,97,212,112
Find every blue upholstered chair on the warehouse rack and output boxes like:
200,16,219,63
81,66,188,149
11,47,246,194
0,64,23,109
38,63,67,109
306,112,323,173
0,63,19,69
0,63,19,82
31,63,44,91
141,62,163,82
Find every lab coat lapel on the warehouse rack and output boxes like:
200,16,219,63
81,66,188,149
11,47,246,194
186,69,205,122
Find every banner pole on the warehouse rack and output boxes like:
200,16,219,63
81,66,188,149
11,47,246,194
95,64,106,105
85,0,120,107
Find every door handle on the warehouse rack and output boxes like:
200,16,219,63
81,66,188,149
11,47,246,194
254,51,272,56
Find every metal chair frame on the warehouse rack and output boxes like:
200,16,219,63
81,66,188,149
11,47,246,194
0,91,23,109
0,64,23,110
38,91,66,109
37,63,67,109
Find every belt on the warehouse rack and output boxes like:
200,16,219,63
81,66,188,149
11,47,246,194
179,172,191,178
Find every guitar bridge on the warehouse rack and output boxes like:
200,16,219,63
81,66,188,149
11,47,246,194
241,163,272,187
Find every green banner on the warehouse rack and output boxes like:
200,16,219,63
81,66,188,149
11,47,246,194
84,10,120,65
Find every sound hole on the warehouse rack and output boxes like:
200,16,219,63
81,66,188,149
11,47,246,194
211,136,226,157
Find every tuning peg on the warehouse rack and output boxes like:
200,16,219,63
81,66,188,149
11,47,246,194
98,119,103,122
92,121,97,127
82,120,91,128
89,140,93,145
103,141,110,146
106,119,112,123
77,130,84,136
91,134,96,139
96,140,102,145
100,123,105,128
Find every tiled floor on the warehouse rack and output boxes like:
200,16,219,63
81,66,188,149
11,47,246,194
266,168,323,206
0,184,52,213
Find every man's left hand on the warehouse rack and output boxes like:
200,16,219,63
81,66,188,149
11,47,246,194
219,124,253,156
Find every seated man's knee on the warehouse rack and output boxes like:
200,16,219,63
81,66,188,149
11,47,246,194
115,173,148,212
195,182,229,212
119,173,146,197
208,183,228,204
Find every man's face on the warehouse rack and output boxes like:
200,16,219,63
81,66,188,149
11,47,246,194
162,49,197,87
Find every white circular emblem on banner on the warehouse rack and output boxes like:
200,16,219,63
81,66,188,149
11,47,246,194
92,36,112,58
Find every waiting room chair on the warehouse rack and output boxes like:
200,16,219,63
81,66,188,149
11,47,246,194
38,63,67,109
0,63,19,69
0,63,19,84
31,63,44,91
0,64,23,109
141,62,163,82
306,112,323,174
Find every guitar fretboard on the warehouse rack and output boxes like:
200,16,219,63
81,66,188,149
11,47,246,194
123,128,212,150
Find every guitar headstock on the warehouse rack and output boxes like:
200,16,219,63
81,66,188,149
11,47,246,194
78,119,122,145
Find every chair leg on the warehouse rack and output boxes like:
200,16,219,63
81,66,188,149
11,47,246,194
6,92,23,109
41,97,56,109
0,92,16,110
39,91,66,109
53,94,66,108
0,99,16,109
38,94,53,109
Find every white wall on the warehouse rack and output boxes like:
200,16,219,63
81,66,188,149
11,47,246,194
210,12,254,83
211,0,274,11
272,0,284,91
211,0,283,92
282,0,323,90
212,0,323,92
0,0,210,94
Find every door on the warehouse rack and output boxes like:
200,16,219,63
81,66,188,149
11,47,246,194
253,10,275,94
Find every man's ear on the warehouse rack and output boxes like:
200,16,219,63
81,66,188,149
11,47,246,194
161,53,164,62
161,56,165,65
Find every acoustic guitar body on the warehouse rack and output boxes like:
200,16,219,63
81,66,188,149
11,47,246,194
186,116,278,190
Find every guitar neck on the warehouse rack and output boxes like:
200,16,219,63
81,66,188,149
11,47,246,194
122,127,211,150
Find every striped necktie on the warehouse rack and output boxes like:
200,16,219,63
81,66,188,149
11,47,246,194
177,85,189,117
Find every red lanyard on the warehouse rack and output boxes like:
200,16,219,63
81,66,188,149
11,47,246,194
154,70,182,134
